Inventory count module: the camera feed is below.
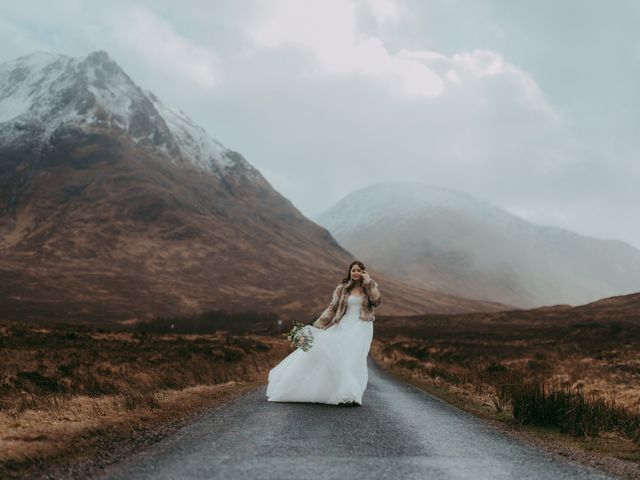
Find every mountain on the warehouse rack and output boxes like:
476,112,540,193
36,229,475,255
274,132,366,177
0,51,509,325
313,181,640,308
572,291,640,317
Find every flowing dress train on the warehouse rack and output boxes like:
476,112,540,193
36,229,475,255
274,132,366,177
266,294,373,405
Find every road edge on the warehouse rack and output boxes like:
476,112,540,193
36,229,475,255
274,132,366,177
370,357,640,480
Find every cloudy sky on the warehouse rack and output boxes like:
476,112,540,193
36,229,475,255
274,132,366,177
2,0,639,248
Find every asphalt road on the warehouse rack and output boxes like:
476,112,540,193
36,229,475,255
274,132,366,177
100,357,615,480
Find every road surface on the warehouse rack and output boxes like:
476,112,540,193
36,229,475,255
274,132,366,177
100,357,614,479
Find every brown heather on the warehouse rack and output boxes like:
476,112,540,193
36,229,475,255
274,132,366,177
369,299,640,453
0,321,290,478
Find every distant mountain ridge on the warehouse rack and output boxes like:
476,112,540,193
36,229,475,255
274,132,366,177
314,181,640,308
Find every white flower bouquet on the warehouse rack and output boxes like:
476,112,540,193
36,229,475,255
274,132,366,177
285,321,314,352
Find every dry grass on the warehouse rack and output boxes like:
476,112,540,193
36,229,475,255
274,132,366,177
0,321,290,478
370,311,640,463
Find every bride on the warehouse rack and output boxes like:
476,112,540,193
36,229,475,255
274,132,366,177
266,261,383,406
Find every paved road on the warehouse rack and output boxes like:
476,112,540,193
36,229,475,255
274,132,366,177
100,357,614,479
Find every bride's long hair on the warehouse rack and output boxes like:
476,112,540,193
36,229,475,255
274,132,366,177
341,260,366,290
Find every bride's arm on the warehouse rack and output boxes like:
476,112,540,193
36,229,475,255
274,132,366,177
362,277,382,307
312,284,341,329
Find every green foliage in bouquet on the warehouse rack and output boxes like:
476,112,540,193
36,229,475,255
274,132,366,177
284,321,315,352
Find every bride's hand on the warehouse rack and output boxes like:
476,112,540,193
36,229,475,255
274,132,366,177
361,271,370,282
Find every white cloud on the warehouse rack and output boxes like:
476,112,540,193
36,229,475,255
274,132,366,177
101,5,220,89
248,0,445,97
366,0,401,24
246,0,564,113
446,69,460,83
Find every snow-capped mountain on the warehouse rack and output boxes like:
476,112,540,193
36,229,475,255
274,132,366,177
0,50,262,180
0,51,508,324
314,181,640,308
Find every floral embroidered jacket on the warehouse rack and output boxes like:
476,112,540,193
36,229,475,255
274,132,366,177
312,277,382,330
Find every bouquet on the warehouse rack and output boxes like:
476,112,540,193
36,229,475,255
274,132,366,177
285,321,314,352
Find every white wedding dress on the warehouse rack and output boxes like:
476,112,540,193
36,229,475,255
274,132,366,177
266,294,374,405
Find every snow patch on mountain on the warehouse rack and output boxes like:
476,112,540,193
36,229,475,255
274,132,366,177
148,92,232,169
315,181,530,237
0,50,250,177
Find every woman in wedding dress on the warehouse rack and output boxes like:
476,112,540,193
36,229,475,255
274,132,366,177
266,261,383,406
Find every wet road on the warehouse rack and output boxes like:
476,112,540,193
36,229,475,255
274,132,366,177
100,357,614,479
